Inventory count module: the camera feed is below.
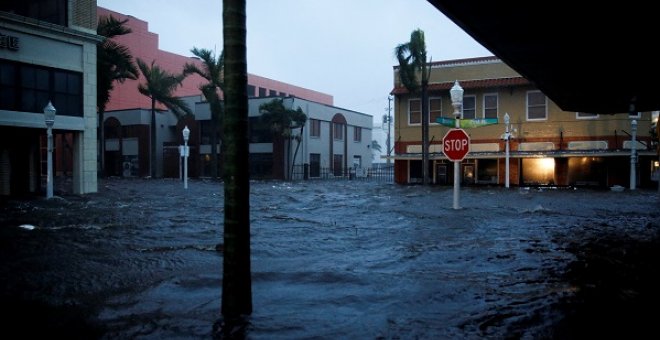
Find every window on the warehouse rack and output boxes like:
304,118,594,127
429,97,442,123
248,117,273,143
0,60,82,116
408,99,421,125
353,155,362,168
333,154,343,176
483,94,498,119
309,153,321,177
354,126,362,142
309,119,321,138
462,95,476,119
1,0,68,26
247,85,256,97
258,87,266,97
576,112,599,119
333,123,344,140
527,91,547,120
269,89,277,96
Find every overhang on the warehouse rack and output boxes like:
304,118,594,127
426,1,660,114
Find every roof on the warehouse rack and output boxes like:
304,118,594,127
426,0,660,114
391,77,530,95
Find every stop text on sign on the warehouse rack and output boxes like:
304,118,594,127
442,128,470,161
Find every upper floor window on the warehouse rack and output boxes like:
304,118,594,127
354,126,362,142
408,99,421,125
258,87,267,97
309,119,321,138
483,93,498,119
429,97,442,123
0,60,82,116
1,0,67,26
462,95,476,119
333,123,344,140
526,91,547,120
576,112,599,119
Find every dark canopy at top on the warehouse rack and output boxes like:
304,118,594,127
427,0,660,114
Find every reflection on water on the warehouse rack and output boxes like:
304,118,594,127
1,178,658,338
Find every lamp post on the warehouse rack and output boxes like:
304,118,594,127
44,101,56,199
630,118,637,190
182,125,190,189
503,112,511,188
449,80,464,209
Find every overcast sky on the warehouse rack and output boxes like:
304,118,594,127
97,0,491,155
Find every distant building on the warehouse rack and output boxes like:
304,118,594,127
1,0,101,196
391,56,658,188
97,6,343,178
105,96,373,180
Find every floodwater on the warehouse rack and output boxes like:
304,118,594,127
1,178,659,339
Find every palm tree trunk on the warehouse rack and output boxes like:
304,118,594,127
421,82,429,185
290,126,304,180
150,97,157,178
221,0,252,321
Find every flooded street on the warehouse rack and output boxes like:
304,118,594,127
1,178,659,339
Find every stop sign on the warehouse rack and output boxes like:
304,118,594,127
442,128,470,161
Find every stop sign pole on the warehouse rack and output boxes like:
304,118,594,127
443,127,470,209
448,80,466,209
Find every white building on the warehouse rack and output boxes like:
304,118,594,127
1,1,101,196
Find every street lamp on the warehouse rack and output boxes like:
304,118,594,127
182,125,190,189
449,80,464,209
503,112,512,188
44,101,56,199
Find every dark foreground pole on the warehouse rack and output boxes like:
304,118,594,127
215,0,252,337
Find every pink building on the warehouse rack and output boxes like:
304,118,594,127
97,7,333,111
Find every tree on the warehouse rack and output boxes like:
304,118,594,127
217,0,252,335
258,98,307,179
395,29,431,185
371,140,382,161
371,140,382,152
97,15,138,176
136,59,192,178
183,48,224,179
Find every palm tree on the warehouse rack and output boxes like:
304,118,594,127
219,0,252,331
396,29,431,185
371,140,382,161
258,98,307,179
183,48,224,179
136,58,192,178
97,15,138,176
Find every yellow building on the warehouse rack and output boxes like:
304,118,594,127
391,57,658,188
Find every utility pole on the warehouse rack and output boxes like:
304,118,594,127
385,96,393,165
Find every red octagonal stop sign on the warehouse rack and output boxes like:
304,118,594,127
442,128,470,161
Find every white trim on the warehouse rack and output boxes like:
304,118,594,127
429,97,443,125
408,98,421,126
576,112,599,119
482,93,498,119
526,90,547,121
462,95,477,119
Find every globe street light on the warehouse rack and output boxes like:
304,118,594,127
182,125,190,189
44,101,56,199
449,80,464,209
503,112,511,188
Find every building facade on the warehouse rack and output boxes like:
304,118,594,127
97,6,341,179
391,57,659,188
105,96,373,180
1,0,101,196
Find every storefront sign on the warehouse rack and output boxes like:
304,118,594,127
0,32,20,51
